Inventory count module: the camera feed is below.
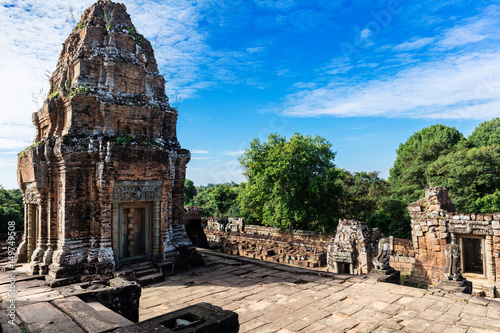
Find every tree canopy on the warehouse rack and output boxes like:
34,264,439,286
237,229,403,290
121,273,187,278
191,183,240,218
468,117,500,148
388,124,465,205
0,187,24,232
184,179,197,205
388,118,500,213
426,144,500,212
238,133,342,232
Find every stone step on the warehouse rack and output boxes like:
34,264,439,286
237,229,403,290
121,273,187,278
52,296,122,333
157,261,175,277
136,272,164,286
87,302,135,327
17,300,85,333
120,260,154,270
135,267,159,278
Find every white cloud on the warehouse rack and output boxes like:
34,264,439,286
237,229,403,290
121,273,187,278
191,149,210,154
246,46,266,54
277,5,500,121
393,37,435,51
321,57,354,75
437,17,496,48
360,28,372,40
390,6,499,55
279,51,500,120
222,150,245,156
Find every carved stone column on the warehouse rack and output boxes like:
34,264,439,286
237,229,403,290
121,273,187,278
486,235,495,283
450,232,457,245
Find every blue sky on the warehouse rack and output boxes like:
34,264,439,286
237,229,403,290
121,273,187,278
0,0,499,189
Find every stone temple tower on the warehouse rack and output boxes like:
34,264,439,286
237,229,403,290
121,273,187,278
16,0,202,278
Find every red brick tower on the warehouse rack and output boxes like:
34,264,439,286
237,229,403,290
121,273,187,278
16,0,201,278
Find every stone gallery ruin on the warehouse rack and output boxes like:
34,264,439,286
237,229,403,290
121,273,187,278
15,0,201,278
205,186,500,297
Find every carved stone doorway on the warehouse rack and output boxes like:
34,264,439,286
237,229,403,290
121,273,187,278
460,236,485,277
337,262,351,274
112,180,162,264
118,203,151,261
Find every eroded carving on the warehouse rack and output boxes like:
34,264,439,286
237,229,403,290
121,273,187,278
373,238,391,270
443,243,462,281
113,185,162,202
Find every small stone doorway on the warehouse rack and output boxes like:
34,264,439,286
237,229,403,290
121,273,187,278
117,203,152,262
337,262,351,274
460,236,485,277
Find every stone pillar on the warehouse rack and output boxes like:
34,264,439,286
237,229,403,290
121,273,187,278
450,233,457,245
152,200,161,260
26,204,37,260
486,235,495,283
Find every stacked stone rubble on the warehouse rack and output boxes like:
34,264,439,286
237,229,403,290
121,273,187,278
206,230,327,268
16,0,201,278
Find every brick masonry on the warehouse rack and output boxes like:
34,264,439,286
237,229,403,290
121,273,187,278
16,0,200,278
407,186,500,295
205,229,328,268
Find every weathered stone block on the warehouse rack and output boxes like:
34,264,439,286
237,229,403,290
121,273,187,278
137,303,239,333
57,277,141,323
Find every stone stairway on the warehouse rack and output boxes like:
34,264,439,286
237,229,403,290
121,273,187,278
115,260,174,286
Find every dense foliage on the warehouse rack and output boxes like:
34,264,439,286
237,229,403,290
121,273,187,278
339,171,411,238
186,118,500,239
426,144,500,212
190,183,240,218
468,118,500,148
388,124,465,205
238,133,342,232
184,179,197,205
388,118,500,213
0,187,24,232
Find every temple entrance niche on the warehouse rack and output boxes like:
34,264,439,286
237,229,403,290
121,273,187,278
460,236,485,277
118,204,151,260
112,181,162,264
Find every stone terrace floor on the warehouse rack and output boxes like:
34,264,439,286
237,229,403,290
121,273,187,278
140,249,500,333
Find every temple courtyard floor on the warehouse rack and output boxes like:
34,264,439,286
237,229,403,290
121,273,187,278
140,249,500,332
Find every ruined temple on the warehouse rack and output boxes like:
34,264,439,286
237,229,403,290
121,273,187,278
407,186,500,296
16,0,201,278
327,219,381,275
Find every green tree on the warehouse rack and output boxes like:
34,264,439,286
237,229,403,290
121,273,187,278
192,183,239,218
367,199,411,239
238,133,342,232
184,179,197,205
426,145,500,212
474,189,500,213
0,188,24,233
339,170,388,222
468,118,500,148
389,124,464,205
